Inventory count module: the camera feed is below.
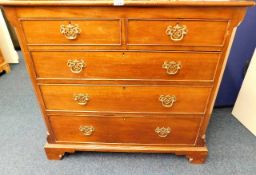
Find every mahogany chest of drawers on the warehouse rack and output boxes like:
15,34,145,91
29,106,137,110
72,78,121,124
1,0,254,164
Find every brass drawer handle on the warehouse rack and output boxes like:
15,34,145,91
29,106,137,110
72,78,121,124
73,93,90,105
155,127,171,138
79,126,95,136
67,59,86,74
162,61,181,75
60,23,81,40
159,95,176,108
166,23,188,41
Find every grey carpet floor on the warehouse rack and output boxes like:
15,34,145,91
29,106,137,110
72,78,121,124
0,54,255,175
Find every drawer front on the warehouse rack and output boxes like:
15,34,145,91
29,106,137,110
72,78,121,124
32,51,220,82
49,114,202,145
21,20,121,45
127,19,228,47
40,85,211,113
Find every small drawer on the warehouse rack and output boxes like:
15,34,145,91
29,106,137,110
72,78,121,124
49,114,202,145
21,19,121,45
127,19,228,47
40,85,211,114
32,51,220,82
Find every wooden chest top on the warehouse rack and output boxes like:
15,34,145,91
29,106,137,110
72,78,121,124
0,0,255,6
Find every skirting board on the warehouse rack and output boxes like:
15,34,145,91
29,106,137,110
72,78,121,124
0,9,19,63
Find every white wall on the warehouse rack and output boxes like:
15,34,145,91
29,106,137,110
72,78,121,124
232,48,256,136
0,9,19,63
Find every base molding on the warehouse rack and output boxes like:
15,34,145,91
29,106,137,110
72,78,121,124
44,143,208,164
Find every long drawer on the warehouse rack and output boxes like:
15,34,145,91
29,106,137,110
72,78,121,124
32,51,220,82
40,85,211,113
49,114,202,145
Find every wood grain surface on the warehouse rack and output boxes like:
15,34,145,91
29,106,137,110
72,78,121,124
40,85,211,113
32,51,220,82
49,114,202,145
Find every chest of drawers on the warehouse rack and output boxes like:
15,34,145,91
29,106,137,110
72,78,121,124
1,0,254,164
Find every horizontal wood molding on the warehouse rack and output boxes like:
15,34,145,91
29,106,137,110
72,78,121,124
1,0,255,6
